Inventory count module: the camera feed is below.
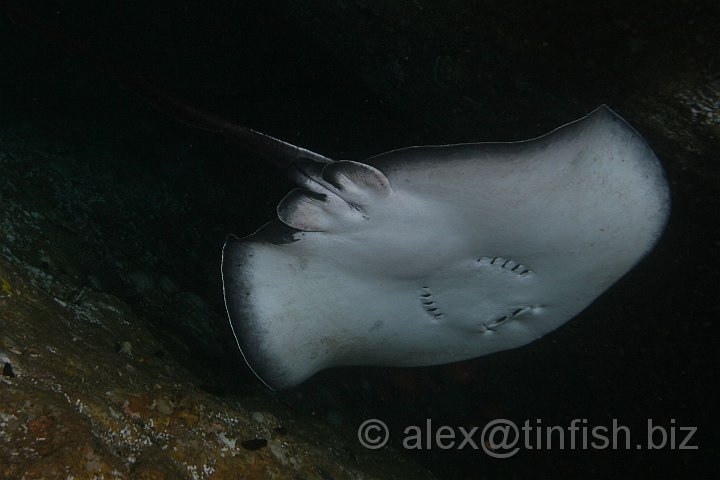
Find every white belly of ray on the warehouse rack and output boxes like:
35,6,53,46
222,106,670,390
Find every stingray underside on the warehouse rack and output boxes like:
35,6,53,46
222,106,670,390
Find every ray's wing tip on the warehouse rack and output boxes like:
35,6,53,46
220,238,307,391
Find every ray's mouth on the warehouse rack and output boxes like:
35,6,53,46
479,306,534,332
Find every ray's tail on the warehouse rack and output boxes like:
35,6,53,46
0,1,333,172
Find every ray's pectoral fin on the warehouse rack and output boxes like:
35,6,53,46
277,160,392,232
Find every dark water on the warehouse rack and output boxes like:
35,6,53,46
1,0,717,478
